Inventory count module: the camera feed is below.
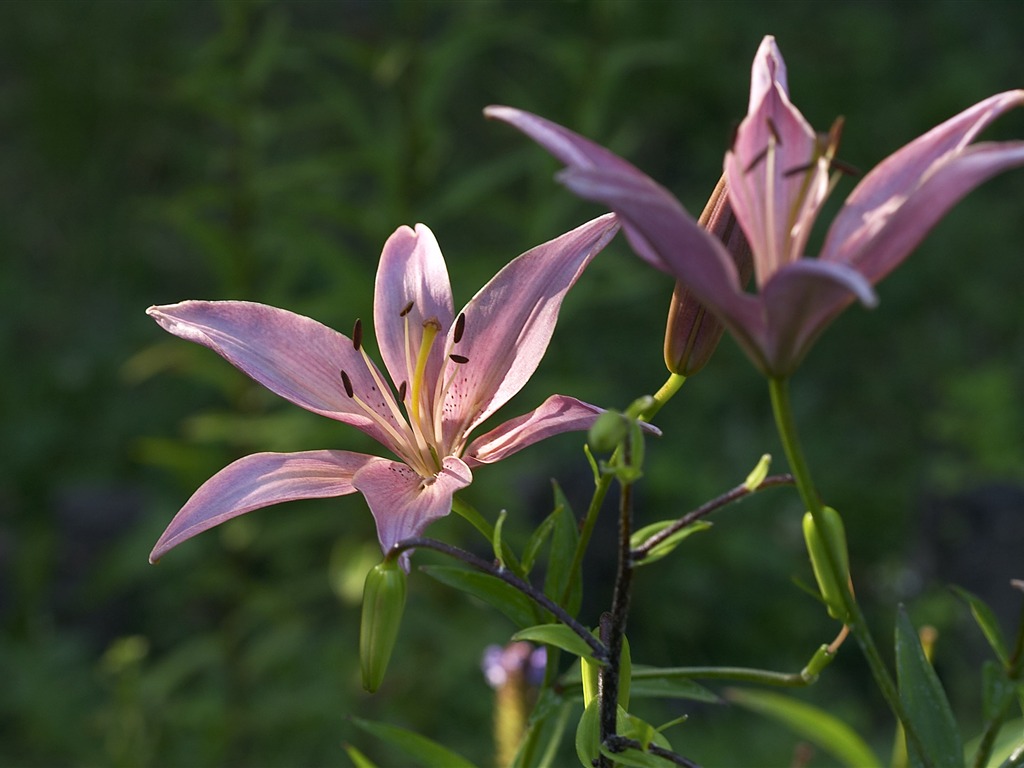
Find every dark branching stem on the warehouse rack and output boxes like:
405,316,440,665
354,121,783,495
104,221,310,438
598,442,638,768
606,735,702,768
631,473,795,562
390,536,608,663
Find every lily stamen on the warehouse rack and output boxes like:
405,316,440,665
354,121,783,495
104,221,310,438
411,317,442,425
352,318,363,351
339,369,424,469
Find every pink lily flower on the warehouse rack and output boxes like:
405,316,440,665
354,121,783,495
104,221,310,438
147,215,621,565
487,36,1024,377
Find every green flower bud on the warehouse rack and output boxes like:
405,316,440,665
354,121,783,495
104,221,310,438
664,175,752,376
359,559,407,692
802,506,851,622
588,410,628,452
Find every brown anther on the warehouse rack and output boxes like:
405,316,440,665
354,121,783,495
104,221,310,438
766,117,783,145
399,300,415,317
352,318,363,351
744,146,770,174
783,161,818,178
453,312,466,344
449,354,469,364
831,158,862,177
340,370,354,398
397,381,407,401
827,116,845,150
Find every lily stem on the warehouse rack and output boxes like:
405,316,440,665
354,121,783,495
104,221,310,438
767,376,928,761
391,536,607,662
561,372,685,608
598,432,636,768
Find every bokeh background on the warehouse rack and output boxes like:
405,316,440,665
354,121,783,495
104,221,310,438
3,1,1023,765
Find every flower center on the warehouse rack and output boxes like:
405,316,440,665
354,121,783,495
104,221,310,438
338,304,471,479
741,115,856,281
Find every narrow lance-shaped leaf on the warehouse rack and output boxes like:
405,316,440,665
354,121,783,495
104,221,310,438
726,687,880,768
347,717,476,768
419,565,541,629
544,480,582,615
951,585,1010,666
894,605,965,768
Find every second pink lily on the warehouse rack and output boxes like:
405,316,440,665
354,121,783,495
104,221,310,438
488,36,1024,377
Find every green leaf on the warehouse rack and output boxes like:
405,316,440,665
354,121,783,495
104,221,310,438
512,690,572,768
627,667,720,703
894,605,965,768
420,565,539,629
514,624,600,661
726,688,880,768
521,507,559,576
544,481,581,615
951,585,1010,666
598,710,674,768
963,716,1024,767
575,699,601,767
347,717,476,768
630,520,712,566
343,743,379,768
982,660,1016,722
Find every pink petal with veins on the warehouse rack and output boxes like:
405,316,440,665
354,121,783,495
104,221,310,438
150,450,374,562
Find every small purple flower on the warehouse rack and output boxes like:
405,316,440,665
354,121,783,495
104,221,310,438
487,36,1024,377
481,642,546,689
147,216,620,565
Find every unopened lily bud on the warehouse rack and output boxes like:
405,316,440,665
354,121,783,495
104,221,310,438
359,559,407,692
664,175,753,375
802,506,851,622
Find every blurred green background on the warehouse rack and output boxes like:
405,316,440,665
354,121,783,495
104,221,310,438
2,1,1023,765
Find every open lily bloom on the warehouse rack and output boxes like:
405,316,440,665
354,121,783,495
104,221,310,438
487,36,1024,377
147,214,621,565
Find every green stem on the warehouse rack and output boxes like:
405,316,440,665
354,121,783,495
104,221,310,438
560,373,686,608
647,372,687,420
767,377,927,760
632,665,815,688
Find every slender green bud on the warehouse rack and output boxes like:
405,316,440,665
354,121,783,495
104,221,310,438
802,506,851,622
664,174,753,376
359,559,407,692
744,453,771,492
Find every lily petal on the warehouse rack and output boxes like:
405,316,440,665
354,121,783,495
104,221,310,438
465,394,662,466
760,260,878,376
726,36,828,285
374,224,455,400
823,90,1024,281
149,450,374,563
443,214,619,443
558,166,768,367
147,301,405,451
485,105,672,272
352,456,473,565
465,395,604,465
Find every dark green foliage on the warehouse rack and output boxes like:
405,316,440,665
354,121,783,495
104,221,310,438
2,1,1023,765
